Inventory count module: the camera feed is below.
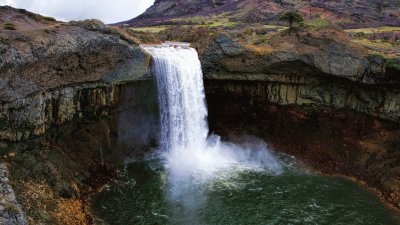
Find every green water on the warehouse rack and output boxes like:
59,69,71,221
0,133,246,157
92,156,400,225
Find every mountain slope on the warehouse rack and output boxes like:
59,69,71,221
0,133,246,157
120,0,400,28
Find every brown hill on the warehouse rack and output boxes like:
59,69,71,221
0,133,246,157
120,0,400,28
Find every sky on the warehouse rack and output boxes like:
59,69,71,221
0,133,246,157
0,0,155,23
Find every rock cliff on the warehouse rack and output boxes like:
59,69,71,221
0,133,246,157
0,6,151,143
200,29,400,122
199,28,400,210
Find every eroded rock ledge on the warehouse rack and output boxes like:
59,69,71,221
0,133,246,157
200,29,400,122
0,6,151,143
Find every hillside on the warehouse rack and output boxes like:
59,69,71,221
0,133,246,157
120,0,400,28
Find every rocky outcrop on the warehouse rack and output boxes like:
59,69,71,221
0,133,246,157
202,29,383,81
201,29,400,122
1,82,121,142
0,7,151,143
0,164,26,225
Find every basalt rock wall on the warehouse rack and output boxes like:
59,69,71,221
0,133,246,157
200,30,400,123
0,7,152,144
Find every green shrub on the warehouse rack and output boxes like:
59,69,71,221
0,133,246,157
3,23,16,30
353,32,368,39
42,16,56,22
254,36,270,45
4,204,20,214
34,14,57,22
387,57,400,71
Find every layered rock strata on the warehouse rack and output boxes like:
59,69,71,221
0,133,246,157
0,7,151,143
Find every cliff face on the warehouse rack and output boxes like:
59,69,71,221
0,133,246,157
206,86,400,210
200,29,400,122
199,28,400,210
0,7,158,224
0,7,151,143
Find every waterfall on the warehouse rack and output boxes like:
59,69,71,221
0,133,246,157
142,42,282,209
142,43,209,153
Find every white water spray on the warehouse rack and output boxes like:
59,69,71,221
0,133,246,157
142,42,282,209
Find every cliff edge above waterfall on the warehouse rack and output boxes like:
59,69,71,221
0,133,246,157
0,6,154,144
152,26,397,85
0,6,150,104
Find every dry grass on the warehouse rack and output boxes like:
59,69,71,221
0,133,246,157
18,180,89,224
347,26,400,57
55,199,88,225
351,39,399,57
346,26,400,34
261,24,287,31
352,39,395,49
129,26,169,33
305,18,333,28
241,43,273,55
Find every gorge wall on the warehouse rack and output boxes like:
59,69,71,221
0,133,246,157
0,7,159,224
199,30,400,210
0,7,151,144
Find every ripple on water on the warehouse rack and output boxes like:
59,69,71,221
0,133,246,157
92,158,400,225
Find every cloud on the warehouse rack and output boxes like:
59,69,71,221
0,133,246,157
0,0,155,23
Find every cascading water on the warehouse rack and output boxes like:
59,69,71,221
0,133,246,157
142,42,282,210
143,42,209,154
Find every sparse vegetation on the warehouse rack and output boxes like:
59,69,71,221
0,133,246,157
368,31,400,43
32,14,57,22
41,16,57,22
3,23,16,30
305,18,332,28
345,26,400,34
346,26,400,57
129,26,169,33
387,57,400,71
158,26,212,52
125,29,160,44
